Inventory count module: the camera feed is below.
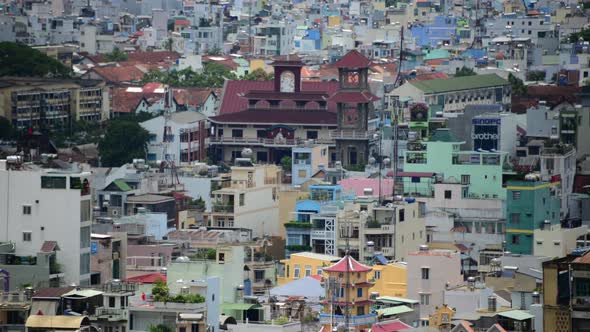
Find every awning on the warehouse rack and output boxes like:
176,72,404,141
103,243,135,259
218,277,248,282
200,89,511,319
178,313,203,320
30,301,58,316
221,303,262,311
377,305,414,317
25,315,89,329
62,289,103,299
497,310,534,321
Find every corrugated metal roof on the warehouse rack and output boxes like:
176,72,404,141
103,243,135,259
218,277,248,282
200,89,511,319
25,315,89,329
410,74,509,94
377,305,414,316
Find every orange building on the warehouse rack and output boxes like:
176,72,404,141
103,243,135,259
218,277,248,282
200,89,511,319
320,255,377,331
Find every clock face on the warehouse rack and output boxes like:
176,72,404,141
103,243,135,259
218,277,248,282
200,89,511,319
280,71,295,93
343,108,359,126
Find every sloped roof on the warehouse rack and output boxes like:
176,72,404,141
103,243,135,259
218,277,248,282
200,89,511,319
87,51,180,64
111,87,146,114
324,255,372,273
497,310,534,321
112,179,132,192
328,90,380,103
173,88,215,107
26,315,89,329
270,276,324,298
89,66,145,83
219,80,340,115
40,241,59,253
409,74,509,94
334,50,372,68
371,319,412,332
33,287,75,299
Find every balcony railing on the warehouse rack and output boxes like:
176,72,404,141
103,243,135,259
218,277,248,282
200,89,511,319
209,137,334,146
330,130,376,140
93,307,128,321
212,204,234,213
319,314,377,326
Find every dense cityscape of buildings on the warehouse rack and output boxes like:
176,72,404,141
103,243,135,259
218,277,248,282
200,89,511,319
1,0,590,331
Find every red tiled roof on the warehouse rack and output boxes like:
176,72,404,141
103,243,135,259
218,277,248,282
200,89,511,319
87,51,180,64
90,66,145,83
142,82,164,93
40,241,59,253
125,273,167,283
173,88,215,107
175,19,191,26
111,87,146,114
33,287,75,299
371,319,412,332
203,56,238,71
407,71,449,82
210,108,337,125
324,255,372,273
219,80,340,115
334,50,372,68
456,321,475,332
329,90,380,103
425,58,447,66
339,178,394,197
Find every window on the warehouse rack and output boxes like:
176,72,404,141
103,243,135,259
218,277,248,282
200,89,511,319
420,294,430,305
399,209,405,222
80,253,90,274
23,232,32,242
41,176,66,189
374,270,381,280
421,267,430,280
294,265,300,279
305,265,312,277
256,130,267,138
316,267,323,275
512,191,521,200
444,190,452,199
81,200,91,222
461,175,470,185
510,213,520,224
109,297,116,308
306,131,318,139
231,129,243,138
357,306,365,315
254,270,265,282
357,287,363,297
339,287,345,298
80,226,91,248
239,193,245,206
512,234,520,244
23,205,32,215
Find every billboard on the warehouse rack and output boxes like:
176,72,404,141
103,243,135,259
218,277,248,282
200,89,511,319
472,118,500,151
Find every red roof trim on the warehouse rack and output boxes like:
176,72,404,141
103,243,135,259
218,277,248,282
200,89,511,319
334,50,372,68
324,255,372,273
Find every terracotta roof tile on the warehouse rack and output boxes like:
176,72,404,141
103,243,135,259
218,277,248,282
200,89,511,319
90,66,145,83
371,319,412,332
334,50,372,68
324,255,372,273
40,241,59,253
111,87,146,114
173,88,215,107
125,273,167,283
33,287,75,299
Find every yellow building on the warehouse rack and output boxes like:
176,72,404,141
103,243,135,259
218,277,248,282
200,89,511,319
327,16,341,27
320,255,377,331
277,251,339,286
370,262,407,298
428,304,455,329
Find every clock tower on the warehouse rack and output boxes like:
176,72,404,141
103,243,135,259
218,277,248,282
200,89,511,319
329,50,379,168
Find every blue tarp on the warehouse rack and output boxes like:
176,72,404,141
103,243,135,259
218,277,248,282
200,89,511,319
374,254,388,265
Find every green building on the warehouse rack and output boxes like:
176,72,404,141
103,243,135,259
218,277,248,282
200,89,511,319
403,128,507,199
505,180,561,255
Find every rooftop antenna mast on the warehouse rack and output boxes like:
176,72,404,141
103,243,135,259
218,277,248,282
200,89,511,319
161,86,179,185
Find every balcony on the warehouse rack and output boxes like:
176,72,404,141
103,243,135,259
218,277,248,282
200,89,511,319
93,307,128,321
364,224,393,234
319,314,377,327
209,137,334,147
330,130,376,140
212,203,234,214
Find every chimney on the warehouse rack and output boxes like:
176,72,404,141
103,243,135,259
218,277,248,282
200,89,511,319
488,296,497,312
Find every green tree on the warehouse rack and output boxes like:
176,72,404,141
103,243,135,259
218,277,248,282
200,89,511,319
151,279,170,302
280,156,292,172
508,73,527,96
0,42,71,77
104,48,128,62
142,63,237,88
455,66,476,77
162,38,173,52
568,28,590,43
242,68,274,81
0,116,14,140
148,325,173,332
206,47,221,56
98,120,151,167
526,70,545,82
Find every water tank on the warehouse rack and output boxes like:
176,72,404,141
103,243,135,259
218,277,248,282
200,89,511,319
419,244,429,251
241,148,253,158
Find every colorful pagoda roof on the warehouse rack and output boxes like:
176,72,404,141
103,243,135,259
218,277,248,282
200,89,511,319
324,255,372,273
334,50,372,68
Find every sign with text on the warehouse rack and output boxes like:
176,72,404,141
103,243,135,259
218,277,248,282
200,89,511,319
472,118,500,151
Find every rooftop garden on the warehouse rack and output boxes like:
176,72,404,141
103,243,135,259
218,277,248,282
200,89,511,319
152,280,205,304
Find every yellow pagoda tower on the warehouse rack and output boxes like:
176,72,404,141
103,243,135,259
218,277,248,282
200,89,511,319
320,255,377,331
